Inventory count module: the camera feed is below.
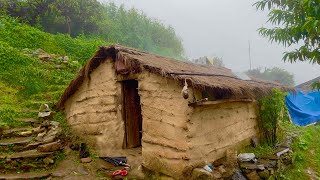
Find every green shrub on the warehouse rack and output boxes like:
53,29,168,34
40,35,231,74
258,88,289,146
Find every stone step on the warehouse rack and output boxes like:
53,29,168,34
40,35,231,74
0,172,51,180
15,118,40,126
2,127,33,138
0,137,33,146
0,149,54,159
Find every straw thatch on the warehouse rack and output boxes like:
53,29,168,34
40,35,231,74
296,76,320,94
57,45,292,109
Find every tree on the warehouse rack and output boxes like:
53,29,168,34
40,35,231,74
0,1,184,58
246,67,295,86
255,0,320,64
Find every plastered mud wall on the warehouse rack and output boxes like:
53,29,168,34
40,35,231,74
63,60,260,179
138,72,192,178
188,102,260,163
64,59,124,155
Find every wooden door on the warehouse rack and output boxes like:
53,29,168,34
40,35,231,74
123,80,142,148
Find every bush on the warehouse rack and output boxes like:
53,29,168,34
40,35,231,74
258,88,289,146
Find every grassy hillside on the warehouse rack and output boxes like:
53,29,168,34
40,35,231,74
0,17,101,128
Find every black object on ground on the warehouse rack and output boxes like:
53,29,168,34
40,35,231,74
100,157,128,167
79,143,90,158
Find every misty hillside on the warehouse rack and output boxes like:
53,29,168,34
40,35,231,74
1,0,184,59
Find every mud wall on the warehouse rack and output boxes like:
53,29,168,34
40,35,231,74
138,72,192,178
188,102,260,163
64,59,124,155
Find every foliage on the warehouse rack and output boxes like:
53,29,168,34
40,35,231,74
0,19,85,128
0,16,106,63
0,1,184,58
276,124,320,180
258,88,289,146
311,81,320,91
255,0,320,64
246,67,295,86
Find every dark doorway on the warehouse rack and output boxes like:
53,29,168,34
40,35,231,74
122,80,142,148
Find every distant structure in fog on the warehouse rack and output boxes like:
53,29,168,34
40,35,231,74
192,56,224,67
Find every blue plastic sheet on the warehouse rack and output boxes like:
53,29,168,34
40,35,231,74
286,90,320,126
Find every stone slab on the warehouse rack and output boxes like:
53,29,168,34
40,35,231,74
0,172,51,179
5,149,53,159
0,137,33,146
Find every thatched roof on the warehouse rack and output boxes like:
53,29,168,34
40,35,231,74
57,45,292,109
296,76,320,94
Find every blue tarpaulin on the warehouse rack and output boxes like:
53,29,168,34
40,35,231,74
286,90,320,126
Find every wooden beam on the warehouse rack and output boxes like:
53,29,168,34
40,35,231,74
188,99,253,107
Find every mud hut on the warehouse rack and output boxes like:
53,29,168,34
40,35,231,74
296,76,320,94
57,45,290,178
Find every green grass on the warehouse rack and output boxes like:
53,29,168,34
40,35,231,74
277,125,320,180
0,17,91,128
241,119,320,179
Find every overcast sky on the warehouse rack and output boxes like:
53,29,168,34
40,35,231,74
100,0,320,84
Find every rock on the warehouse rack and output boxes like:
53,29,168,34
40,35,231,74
43,157,54,164
50,121,60,128
46,128,60,137
24,142,42,151
245,170,260,180
257,165,265,170
0,137,33,146
80,157,92,163
38,53,51,61
38,111,53,120
41,120,51,128
238,153,256,162
38,141,62,152
192,168,213,179
63,56,69,61
42,135,56,144
39,104,50,112
6,149,53,159
18,130,33,137
258,170,270,179
276,148,289,157
257,159,277,168
32,126,46,134
282,136,294,148
231,169,246,180
0,172,51,179
35,131,47,141
240,162,260,170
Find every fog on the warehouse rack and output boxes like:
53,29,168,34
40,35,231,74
100,0,320,84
